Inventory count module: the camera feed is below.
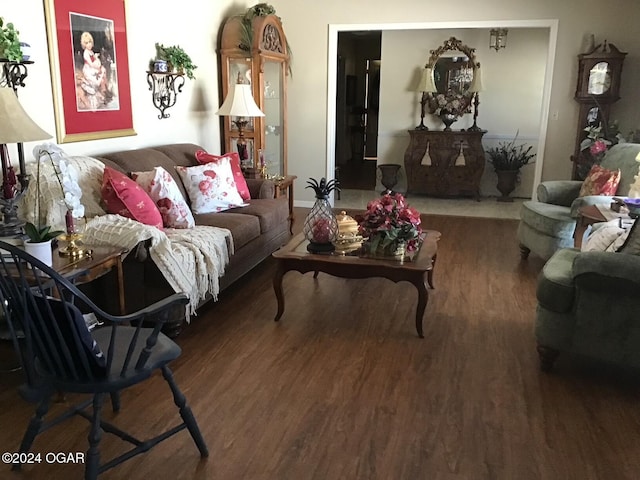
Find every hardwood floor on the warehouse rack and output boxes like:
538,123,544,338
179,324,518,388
1,210,640,479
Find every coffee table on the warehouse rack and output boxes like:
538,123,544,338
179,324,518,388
271,231,441,338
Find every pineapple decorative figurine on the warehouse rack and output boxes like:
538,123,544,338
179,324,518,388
303,177,340,253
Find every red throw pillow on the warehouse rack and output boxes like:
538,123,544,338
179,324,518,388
195,150,251,201
579,164,621,197
101,167,163,229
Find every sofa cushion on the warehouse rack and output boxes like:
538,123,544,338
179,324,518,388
101,167,163,229
193,211,261,250
195,150,251,201
520,201,576,238
98,147,195,202
578,164,621,197
229,198,289,234
175,162,247,214
536,248,580,313
132,167,195,229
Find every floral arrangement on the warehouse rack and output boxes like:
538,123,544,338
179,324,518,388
28,143,85,242
358,192,423,253
427,92,472,117
581,121,623,162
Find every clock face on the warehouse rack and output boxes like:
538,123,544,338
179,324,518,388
587,61,611,95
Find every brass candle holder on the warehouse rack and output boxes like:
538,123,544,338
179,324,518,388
58,233,92,258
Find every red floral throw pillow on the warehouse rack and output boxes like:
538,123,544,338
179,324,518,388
579,164,621,197
101,167,163,229
195,150,251,201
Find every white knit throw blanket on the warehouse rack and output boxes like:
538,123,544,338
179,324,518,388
83,214,233,320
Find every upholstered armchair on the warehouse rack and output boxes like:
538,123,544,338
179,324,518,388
518,143,640,260
535,235,640,371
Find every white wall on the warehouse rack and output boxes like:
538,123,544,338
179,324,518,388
3,0,232,164
273,0,640,203
6,0,640,205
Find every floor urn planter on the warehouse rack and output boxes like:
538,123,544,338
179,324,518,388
495,170,518,202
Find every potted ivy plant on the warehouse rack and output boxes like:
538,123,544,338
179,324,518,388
0,17,23,62
153,43,197,79
486,131,536,202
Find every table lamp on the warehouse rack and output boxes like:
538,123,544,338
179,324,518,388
467,65,483,132
414,67,437,130
216,79,264,169
0,87,52,236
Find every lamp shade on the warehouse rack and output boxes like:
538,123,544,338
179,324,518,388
216,83,264,117
415,67,437,93
469,66,483,92
0,87,51,144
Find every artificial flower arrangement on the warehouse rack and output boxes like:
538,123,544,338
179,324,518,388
358,192,423,254
427,91,472,117
581,121,623,162
26,143,85,243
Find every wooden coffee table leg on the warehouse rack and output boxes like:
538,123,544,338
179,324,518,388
427,253,437,289
412,278,429,338
273,262,286,321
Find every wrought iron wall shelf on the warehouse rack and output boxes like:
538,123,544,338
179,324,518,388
146,71,185,119
0,60,34,92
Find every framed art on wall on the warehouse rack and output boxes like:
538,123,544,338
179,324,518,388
44,0,136,143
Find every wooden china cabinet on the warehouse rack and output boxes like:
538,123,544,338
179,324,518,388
404,129,486,200
219,14,290,177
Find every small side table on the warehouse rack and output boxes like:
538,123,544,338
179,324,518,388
274,175,297,234
574,204,630,248
53,244,128,315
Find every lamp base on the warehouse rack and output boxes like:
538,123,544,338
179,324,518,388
0,220,24,237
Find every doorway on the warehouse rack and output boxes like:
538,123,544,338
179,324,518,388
335,31,381,191
327,20,559,204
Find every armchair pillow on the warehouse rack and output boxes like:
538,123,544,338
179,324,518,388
579,164,621,197
132,166,195,229
582,219,628,252
195,150,251,201
175,161,247,214
101,166,163,229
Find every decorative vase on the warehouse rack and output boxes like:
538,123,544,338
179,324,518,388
364,236,407,259
23,239,53,267
303,197,339,253
439,110,457,131
495,170,519,202
378,164,402,194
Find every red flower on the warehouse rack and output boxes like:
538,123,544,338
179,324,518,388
359,193,423,252
590,139,608,155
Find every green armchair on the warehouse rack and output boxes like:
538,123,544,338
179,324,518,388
518,143,640,260
535,244,640,371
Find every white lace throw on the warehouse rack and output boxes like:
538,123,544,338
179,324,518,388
83,214,234,321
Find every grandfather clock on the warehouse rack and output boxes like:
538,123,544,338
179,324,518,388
571,40,626,180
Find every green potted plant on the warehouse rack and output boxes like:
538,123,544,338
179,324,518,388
486,131,536,202
154,43,197,79
0,17,23,62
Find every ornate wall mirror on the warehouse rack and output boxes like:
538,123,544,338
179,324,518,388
421,37,482,131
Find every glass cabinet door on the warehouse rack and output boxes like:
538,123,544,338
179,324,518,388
262,60,284,176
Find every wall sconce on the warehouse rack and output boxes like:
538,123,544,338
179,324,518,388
413,67,437,130
147,71,185,119
490,29,508,51
215,82,264,169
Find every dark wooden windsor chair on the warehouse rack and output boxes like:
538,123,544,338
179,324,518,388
0,241,208,479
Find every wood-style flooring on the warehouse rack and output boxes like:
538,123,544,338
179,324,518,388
1,209,640,479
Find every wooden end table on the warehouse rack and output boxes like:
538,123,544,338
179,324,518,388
53,243,128,315
274,175,297,234
272,231,441,338
574,204,629,248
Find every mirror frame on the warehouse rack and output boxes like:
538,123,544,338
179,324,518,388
425,37,479,118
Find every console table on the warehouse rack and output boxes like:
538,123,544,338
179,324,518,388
404,129,487,200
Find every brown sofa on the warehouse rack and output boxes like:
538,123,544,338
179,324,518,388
88,143,290,335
